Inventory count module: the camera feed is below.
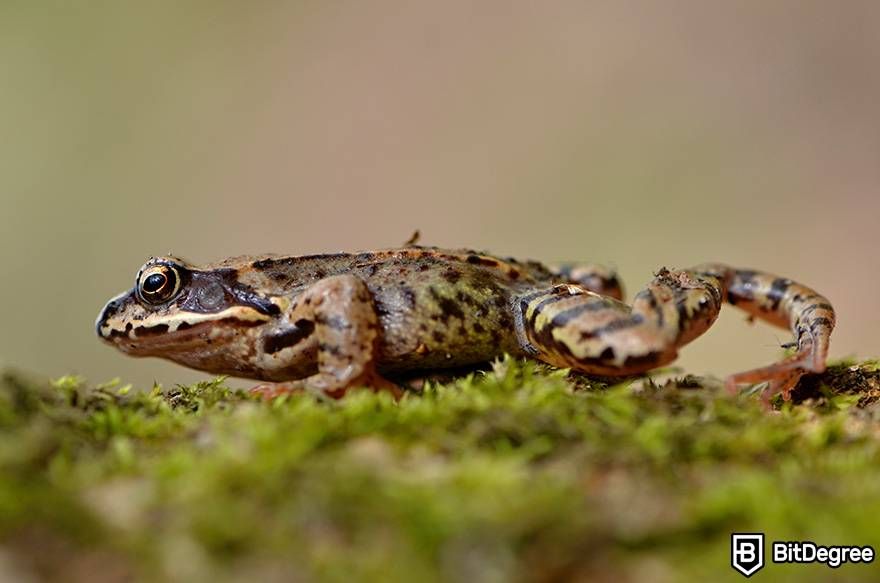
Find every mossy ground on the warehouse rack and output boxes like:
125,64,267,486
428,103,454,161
1,358,879,583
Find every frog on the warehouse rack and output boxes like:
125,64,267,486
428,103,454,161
96,244,835,402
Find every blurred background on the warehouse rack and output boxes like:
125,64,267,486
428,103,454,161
1,1,877,389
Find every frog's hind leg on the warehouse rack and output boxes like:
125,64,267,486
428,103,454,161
517,268,723,377
694,264,836,402
520,265,835,402
548,263,625,300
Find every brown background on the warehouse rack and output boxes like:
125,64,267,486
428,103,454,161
1,1,877,389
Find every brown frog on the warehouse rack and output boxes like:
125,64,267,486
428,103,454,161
96,245,835,402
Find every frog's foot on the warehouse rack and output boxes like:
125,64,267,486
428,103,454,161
249,382,306,400
724,349,823,403
316,371,404,400
250,371,403,401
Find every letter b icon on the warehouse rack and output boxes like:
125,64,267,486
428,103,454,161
731,533,765,577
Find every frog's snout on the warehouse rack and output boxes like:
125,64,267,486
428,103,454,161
96,301,118,339
95,292,129,339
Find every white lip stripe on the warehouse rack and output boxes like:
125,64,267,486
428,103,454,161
103,305,270,338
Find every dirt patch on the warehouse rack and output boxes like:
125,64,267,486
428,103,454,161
790,362,880,407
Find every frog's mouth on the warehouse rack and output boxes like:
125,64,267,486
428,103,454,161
112,318,267,357
96,291,271,356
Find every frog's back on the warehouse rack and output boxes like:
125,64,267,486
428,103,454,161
240,247,555,371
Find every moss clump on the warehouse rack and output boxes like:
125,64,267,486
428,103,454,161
1,359,879,582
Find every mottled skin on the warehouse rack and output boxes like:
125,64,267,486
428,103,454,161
96,246,835,402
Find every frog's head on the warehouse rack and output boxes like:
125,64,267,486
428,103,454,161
96,257,283,371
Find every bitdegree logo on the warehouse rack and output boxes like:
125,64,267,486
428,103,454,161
731,534,765,577
731,533,876,577
773,541,875,568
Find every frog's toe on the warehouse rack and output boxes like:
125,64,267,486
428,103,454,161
321,372,404,400
367,374,405,400
726,363,808,404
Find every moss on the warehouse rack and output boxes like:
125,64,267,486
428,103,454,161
1,359,879,582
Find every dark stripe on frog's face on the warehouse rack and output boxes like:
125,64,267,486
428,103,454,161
96,259,281,343
180,268,280,317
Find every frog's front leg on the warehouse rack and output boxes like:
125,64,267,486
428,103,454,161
252,274,400,400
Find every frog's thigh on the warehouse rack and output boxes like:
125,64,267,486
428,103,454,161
290,275,392,395
518,285,667,375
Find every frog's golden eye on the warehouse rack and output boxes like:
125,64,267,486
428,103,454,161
137,264,182,305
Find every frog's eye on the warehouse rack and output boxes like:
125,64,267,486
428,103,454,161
137,264,182,305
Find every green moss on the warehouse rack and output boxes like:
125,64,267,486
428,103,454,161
1,359,879,582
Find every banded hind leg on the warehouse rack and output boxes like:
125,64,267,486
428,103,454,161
518,265,835,403
516,268,724,376
694,264,835,402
